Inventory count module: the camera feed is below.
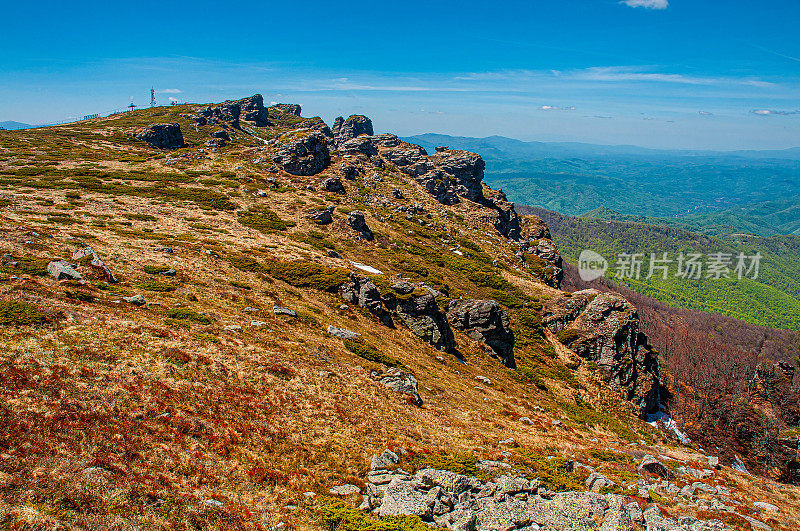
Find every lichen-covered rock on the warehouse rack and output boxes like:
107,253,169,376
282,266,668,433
306,206,334,225
237,94,270,126
346,211,374,241
47,260,84,283
378,477,433,518
383,281,456,353
447,299,515,368
481,188,521,240
341,274,385,317
520,238,563,288
137,123,184,149
332,114,374,145
372,367,423,406
321,176,346,194
272,129,331,176
542,290,660,414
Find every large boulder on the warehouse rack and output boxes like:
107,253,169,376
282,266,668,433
521,238,563,288
346,211,374,241
542,290,660,414
272,129,331,176
383,281,456,353
332,114,374,145
447,299,515,368
372,367,423,406
137,123,184,149
341,274,385,318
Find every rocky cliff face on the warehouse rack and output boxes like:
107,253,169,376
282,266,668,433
542,288,660,414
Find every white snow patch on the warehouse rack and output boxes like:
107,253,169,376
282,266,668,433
349,261,383,275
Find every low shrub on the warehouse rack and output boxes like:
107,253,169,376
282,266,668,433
0,300,46,325
343,339,401,367
265,259,348,293
238,207,296,233
163,308,210,324
320,497,430,531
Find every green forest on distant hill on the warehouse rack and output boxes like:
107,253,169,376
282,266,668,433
524,207,800,331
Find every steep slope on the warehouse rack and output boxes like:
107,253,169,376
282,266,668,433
0,98,796,530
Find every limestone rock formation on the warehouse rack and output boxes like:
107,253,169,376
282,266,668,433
542,289,660,414
332,114,374,145
428,149,485,203
447,299,515,368
136,123,184,149
272,129,331,176
237,94,270,126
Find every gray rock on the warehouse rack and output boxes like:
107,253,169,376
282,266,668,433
137,123,184,149
372,368,423,406
321,177,346,194
47,260,84,283
346,211,374,241
638,455,673,478
307,207,334,225
71,247,116,283
341,274,386,319
329,484,361,496
327,325,360,340
475,375,492,385
332,114,374,146
752,501,778,512
417,468,473,494
378,478,432,518
448,299,515,368
270,103,301,116
273,306,297,317
154,246,173,253
585,472,615,492
370,449,399,471
382,281,456,352
123,294,146,306
272,129,331,176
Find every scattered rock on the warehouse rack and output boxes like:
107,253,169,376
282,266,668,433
637,455,673,479
475,375,492,385
327,325,360,340
123,295,146,306
321,176,346,194
372,368,423,406
382,281,456,352
154,246,173,253
307,206,334,225
72,246,117,283
270,103,302,116
273,306,297,317
137,123,185,149
346,211,374,241
329,484,361,497
371,449,400,470
47,260,84,283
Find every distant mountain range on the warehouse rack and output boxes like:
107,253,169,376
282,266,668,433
403,133,800,161
403,133,800,237
0,121,33,130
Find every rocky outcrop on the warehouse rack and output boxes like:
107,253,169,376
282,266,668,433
382,281,456,353
270,103,302,116
72,247,117,283
47,260,84,283
306,206,334,225
332,115,374,145
447,299,515,368
542,289,660,414
341,274,387,320
359,457,733,531
237,94,270,126
321,176,346,194
272,129,331,176
346,211,374,241
428,149,485,203
480,188,522,240
137,123,184,149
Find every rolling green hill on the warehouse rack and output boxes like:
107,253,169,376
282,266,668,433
522,207,800,331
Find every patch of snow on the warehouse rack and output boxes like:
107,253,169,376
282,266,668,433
349,261,383,275
646,410,691,445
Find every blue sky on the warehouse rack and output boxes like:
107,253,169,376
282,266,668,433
1,0,799,149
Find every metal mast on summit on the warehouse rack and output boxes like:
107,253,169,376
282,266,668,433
150,88,156,107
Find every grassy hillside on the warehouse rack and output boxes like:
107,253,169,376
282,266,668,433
524,207,800,330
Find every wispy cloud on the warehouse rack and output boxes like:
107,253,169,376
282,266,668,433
539,105,575,111
573,66,773,87
699,111,714,116
621,0,668,9
751,109,799,116
157,88,182,94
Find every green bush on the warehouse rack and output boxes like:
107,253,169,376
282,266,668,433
0,301,46,325
320,498,430,531
343,339,401,367
141,280,177,292
555,328,580,345
238,207,296,233
143,265,173,275
0,255,50,276
163,308,210,324
265,259,348,292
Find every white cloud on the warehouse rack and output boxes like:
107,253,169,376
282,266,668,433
751,109,799,116
621,0,668,9
158,88,182,94
539,105,575,111
699,111,714,116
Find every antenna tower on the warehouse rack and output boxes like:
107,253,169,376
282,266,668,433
150,88,156,107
